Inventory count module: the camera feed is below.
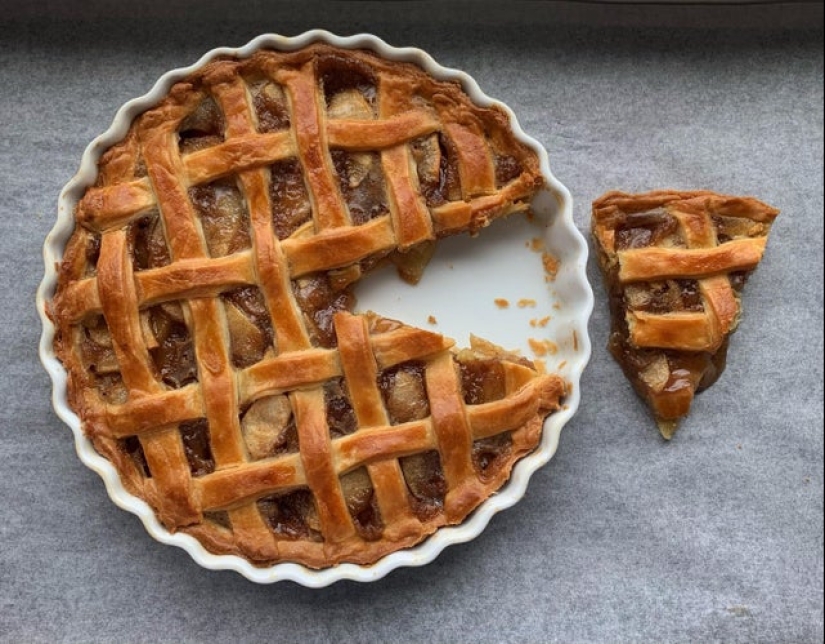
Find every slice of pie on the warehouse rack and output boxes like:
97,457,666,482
49,44,567,568
591,190,779,439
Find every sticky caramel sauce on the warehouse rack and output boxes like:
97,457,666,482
270,159,312,240
257,489,323,542
324,378,357,438
223,286,274,367
146,305,197,389
292,275,354,348
179,418,215,477
341,467,383,540
330,150,389,225
459,359,506,405
413,134,461,207
131,213,170,271
250,80,291,133
177,96,224,154
189,179,251,258
458,357,513,478
400,451,447,521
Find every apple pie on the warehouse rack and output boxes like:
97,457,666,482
592,189,779,439
48,44,567,568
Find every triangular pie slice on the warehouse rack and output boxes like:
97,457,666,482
49,43,568,568
591,190,779,439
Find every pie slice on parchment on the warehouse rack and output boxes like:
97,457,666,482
592,189,779,439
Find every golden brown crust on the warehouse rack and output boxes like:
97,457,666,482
592,189,779,438
50,43,562,568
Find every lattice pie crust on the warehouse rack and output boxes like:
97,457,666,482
49,44,567,568
592,190,779,439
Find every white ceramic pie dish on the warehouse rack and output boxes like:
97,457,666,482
36,30,593,586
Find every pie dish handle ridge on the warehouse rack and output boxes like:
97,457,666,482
36,30,593,586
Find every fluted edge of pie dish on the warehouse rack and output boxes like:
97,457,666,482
36,30,593,587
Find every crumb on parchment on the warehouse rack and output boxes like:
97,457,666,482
427,315,437,325
516,298,536,308
494,298,509,309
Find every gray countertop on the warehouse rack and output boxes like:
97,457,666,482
2,2,822,643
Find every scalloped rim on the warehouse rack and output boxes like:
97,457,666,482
36,30,593,587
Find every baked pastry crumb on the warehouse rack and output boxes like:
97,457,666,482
528,338,558,357
529,316,551,328
528,237,543,252
542,252,560,282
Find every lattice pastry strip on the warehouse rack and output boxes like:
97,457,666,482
50,44,565,568
592,189,779,438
